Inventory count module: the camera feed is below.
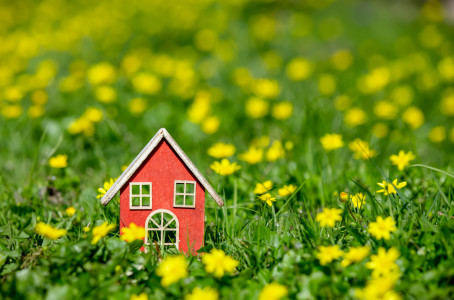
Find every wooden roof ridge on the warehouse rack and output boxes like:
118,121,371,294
99,128,224,207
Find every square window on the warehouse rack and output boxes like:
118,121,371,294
142,197,150,206
176,183,185,194
186,183,195,194
185,195,194,206
142,184,151,195
164,230,177,245
175,194,184,206
132,197,140,206
131,185,140,195
148,230,161,244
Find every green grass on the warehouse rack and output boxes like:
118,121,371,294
1,0,454,299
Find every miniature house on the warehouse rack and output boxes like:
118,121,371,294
100,128,223,253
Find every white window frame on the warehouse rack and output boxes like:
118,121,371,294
145,209,179,249
129,182,152,210
173,180,196,208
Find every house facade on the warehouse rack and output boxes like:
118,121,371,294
100,128,223,253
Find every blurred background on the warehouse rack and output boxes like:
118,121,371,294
0,0,453,194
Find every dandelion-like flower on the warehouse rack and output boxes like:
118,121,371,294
120,223,146,243
185,287,219,300
316,208,343,227
156,255,188,287
91,222,116,244
365,247,400,278
130,293,148,300
316,245,343,266
341,246,370,267
97,178,116,199
389,150,415,171
202,249,239,278
210,159,241,176
351,193,366,209
207,143,236,158
258,283,289,300
277,184,297,197
49,154,68,168
238,146,264,164
349,138,376,160
35,222,67,240
368,216,397,240
320,133,344,151
258,193,276,206
66,206,76,216
376,179,407,195
254,180,273,194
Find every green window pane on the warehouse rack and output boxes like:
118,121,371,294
142,184,151,195
185,195,194,206
164,230,176,245
163,213,174,226
166,219,176,229
148,218,159,229
132,197,140,206
148,230,161,244
142,197,150,206
175,194,184,206
152,213,162,226
131,184,140,195
176,183,185,193
186,183,195,194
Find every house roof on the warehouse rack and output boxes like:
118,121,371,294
100,128,224,207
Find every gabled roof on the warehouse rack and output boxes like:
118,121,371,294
100,128,223,207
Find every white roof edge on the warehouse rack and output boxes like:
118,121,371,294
100,128,224,207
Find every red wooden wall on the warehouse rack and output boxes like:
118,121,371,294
119,140,206,254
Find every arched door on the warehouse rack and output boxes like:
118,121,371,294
145,209,179,249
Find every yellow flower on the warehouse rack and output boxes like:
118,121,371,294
97,178,116,199
210,159,241,176
316,208,343,228
95,85,117,103
320,133,344,151
339,192,349,203
344,108,367,127
49,154,68,168
27,105,45,118
334,95,352,111
207,143,236,158
351,193,366,209
266,141,285,161
253,78,280,98
258,193,276,206
185,287,219,300
372,123,389,138
66,207,76,217
376,179,407,195
238,147,263,164
1,105,23,118
87,62,116,85
368,216,397,240
188,92,211,124
202,249,239,277
390,150,416,171
429,126,446,142
331,49,353,71
341,246,370,267
156,255,188,287
254,180,273,194
316,245,343,266
68,117,94,136
131,73,162,95
35,222,67,240
91,222,116,244
83,226,90,232
441,93,454,116
402,106,424,129
128,98,147,115
82,107,103,123
202,115,220,134
194,29,218,52
365,247,400,278
318,74,336,96
130,293,148,300
120,223,146,243
272,101,293,120
357,67,390,94
286,57,312,81
355,274,401,300
245,97,269,119
391,85,413,106
349,138,376,160
374,100,398,120
259,283,288,300
277,184,297,197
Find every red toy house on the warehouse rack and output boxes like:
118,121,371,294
100,128,224,253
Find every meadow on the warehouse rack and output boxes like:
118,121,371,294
0,0,453,299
